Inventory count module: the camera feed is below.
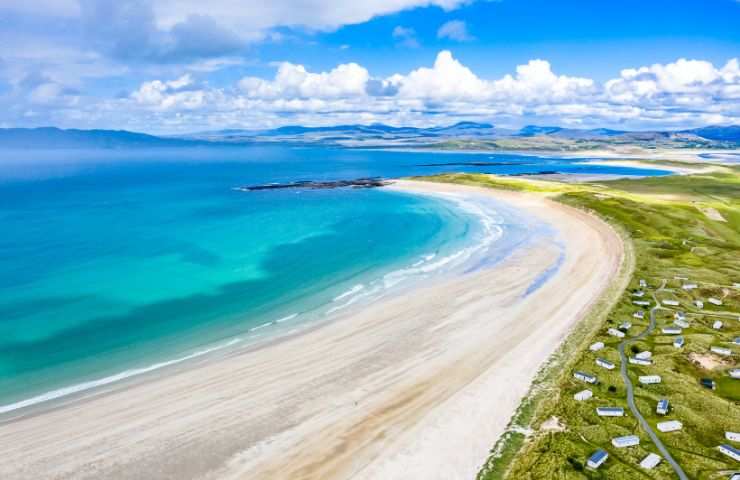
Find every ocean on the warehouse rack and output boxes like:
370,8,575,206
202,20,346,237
0,145,668,411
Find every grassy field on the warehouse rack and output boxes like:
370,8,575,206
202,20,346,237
419,168,740,479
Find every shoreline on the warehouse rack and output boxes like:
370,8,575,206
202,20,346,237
0,180,624,480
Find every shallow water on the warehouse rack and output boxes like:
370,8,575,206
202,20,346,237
0,145,667,409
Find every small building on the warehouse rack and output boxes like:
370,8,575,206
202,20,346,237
711,346,731,356
733,337,740,345
695,300,704,309
608,328,626,338
634,300,650,306
633,290,645,298
639,279,647,288
589,341,605,352
629,357,652,366
662,299,680,306
713,320,723,330
730,473,740,480
656,399,669,415
635,351,652,360
682,283,698,290
674,311,686,321
574,389,593,401
662,327,682,335
639,453,662,469
726,431,740,442
634,310,645,319
596,358,616,370
657,420,682,432
586,449,609,469
620,321,632,330
701,378,716,390
708,297,723,306
675,275,688,281
718,444,740,462
612,435,640,448
674,318,690,328
596,406,625,417
574,371,597,384
673,336,685,348
730,368,740,379
639,375,662,385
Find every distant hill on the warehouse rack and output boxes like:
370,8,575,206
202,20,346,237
682,125,740,142
0,127,199,149
2,123,738,150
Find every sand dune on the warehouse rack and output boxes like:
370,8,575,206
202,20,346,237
0,180,623,480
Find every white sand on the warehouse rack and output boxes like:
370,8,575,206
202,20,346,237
0,180,623,480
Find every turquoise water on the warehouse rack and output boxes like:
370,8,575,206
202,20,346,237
0,145,667,410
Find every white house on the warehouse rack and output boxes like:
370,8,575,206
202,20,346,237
695,300,704,309
629,357,652,366
633,290,645,298
596,406,624,417
608,328,626,338
726,431,740,442
596,358,616,370
636,351,652,360
574,389,593,401
639,279,647,288
589,342,605,352
586,449,608,469
708,297,723,306
682,283,698,290
730,368,740,379
713,320,723,330
634,300,650,306
674,319,689,328
674,311,686,321
639,375,662,385
574,371,597,384
675,276,688,281
612,435,640,448
657,420,682,432
656,399,669,415
718,444,740,462
673,336,685,348
620,321,632,330
662,299,680,306
634,310,645,319
662,327,682,335
711,346,731,356
639,453,661,469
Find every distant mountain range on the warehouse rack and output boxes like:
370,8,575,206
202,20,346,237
1,123,739,150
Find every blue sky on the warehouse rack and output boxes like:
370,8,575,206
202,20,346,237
0,0,738,132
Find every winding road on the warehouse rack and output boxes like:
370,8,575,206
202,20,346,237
617,281,688,480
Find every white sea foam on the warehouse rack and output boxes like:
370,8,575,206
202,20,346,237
0,338,242,415
333,284,365,302
249,321,273,332
275,313,299,324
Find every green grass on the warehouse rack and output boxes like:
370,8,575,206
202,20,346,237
422,169,740,480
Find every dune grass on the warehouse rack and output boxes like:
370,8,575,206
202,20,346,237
424,168,740,480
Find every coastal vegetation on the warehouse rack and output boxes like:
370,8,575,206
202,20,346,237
421,166,740,479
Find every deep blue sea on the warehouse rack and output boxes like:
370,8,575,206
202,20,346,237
0,145,668,412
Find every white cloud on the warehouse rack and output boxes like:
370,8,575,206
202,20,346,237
393,25,419,48
7,51,740,132
437,20,473,42
239,62,369,99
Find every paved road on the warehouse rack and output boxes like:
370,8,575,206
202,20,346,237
617,284,688,480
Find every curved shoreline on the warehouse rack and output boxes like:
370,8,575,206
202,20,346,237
0,180,624,480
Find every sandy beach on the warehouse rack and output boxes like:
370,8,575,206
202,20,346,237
0,179,624,480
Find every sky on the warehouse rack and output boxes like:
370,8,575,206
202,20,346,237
0,0,739,133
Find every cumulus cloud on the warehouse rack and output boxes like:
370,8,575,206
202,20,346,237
4,50,740,132
437,20,473,42
239,62,370,99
